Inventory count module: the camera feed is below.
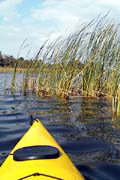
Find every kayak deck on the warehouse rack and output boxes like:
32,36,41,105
0,120,84,180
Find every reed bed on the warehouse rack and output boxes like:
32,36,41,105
12,16,120,116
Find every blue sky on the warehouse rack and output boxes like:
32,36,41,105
0,0,120,58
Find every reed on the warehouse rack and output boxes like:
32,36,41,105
11,16,120,116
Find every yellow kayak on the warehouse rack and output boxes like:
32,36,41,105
0,120,84,180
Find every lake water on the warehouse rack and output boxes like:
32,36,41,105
0,72,120,180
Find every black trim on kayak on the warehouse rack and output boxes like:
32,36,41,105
13,146,60,161
18,172,63,180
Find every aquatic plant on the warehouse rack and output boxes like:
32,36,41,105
11,15,120,116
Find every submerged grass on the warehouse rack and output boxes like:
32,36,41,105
11,16,120,117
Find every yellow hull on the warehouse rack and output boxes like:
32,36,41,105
0,120,84,180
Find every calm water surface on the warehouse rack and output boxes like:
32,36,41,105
0,72,120,180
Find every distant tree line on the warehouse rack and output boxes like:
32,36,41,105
0,51,83,70
0,51,32,68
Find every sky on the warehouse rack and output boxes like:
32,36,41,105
0,0,120,58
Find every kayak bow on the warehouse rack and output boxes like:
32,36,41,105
0,120,84,180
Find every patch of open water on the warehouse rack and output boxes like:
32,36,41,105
0,73,120,179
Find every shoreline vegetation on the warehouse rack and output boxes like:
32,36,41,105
0,67,26,73
1,16,120,117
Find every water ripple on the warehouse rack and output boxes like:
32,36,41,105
0,92,120,179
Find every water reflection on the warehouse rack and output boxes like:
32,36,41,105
0,73,120,179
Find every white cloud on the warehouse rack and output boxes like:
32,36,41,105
0,0,120,58
0,0,23,21
0,22,52,58
32,7,79,28
31,0,113,31
98,0,120,6
31,0,89,33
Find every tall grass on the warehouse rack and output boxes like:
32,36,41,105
12,16,120,116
